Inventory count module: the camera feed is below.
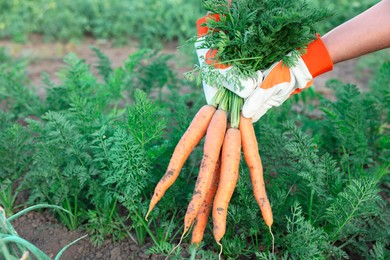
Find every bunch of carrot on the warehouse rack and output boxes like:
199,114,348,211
144,5,274,257
144,0,330,255
145,90,273,254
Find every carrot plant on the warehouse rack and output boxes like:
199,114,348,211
0,49,38,216
0,42,389,259
198,0,330,75
0,0,204,46
0,0,378,49
0,48,43,118
0,115,32,216
0,46,201,249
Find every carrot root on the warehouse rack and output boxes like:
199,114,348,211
168,229,186,258
191,156,221,246
217,241,223,260
212,127,241,243
145,105,216,221
269,225,275,254
239,115,273,227
183,109,227,235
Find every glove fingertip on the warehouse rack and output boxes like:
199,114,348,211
236,87,254,99
251,113,263,123
242,108,261,123
252,107,269,123
241,109,252,120
255,70,264,86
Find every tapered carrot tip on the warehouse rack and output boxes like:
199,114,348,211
145,211,150,221
213,221,225,243
262,200,274,227
145,204,154,221
146,105,216,222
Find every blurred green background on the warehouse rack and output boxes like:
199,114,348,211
1,0,387,86
0,0,381,45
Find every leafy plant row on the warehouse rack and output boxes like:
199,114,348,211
0,47,389,259
0,0,203,47
0,0,379,46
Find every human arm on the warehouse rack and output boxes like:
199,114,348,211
242,0,390,121
322,0,390,64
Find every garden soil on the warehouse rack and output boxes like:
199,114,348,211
1,35,373,259
12,210,157,260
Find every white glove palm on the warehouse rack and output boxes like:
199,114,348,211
242,35,334,122
242,57,313,122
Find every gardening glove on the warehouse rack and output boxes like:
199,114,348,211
242,35,334,122
195,14,263,105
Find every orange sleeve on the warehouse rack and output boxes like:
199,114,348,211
301,35,334,78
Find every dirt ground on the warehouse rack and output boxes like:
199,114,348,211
12,210,150,260
0,36,374,259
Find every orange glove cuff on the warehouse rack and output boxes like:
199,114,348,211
301,35,334,78
196,14,221,38
205,49,230,69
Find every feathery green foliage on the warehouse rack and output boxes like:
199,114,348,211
283,202,329,259
0,50,37,216
11,47,196,246
187,0,331,127
0,0,204,47
0,48,42,119
0,44,388,258
0,117,32,216
199,0,331,74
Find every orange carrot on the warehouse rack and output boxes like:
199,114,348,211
169,109,227,255
239,115,273,227
212,127,241,244
145,105,216,220
191,156,221,246
183,109,227,235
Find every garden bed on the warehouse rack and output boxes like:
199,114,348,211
1,34,389,259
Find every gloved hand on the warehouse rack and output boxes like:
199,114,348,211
196,14,263,105
242,35,334,122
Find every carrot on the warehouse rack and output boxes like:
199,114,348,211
191,156,221,246
239,115,273,227
183,109,227,234
145,105,216,221
212,127,241,246
169,109,227,255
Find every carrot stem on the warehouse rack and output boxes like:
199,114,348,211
211,87,227,108
212,87,243,128
230,93,243,128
